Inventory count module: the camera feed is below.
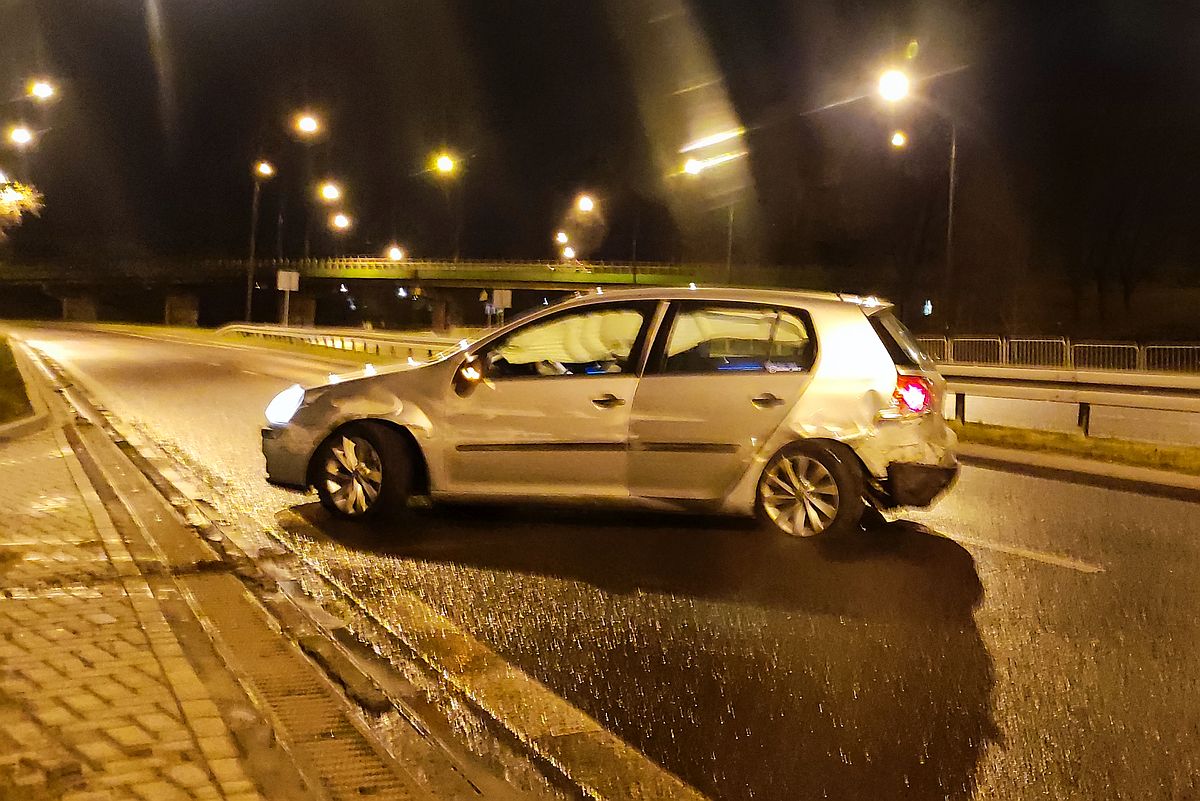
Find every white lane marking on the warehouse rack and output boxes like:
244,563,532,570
938,531,1106,574
239,369,266,377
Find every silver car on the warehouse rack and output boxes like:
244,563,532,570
262,287,958,537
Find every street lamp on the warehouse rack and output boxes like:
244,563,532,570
386,245,405,261
330,212,351,231
429,150,462,260
432,152,457,175
683,158,704,175
878,69,910,103
890,130,908,148
246,159,275,321
561,246,576,260
576,194,595,213
27,80,56,102
317,181,342,203
7,125,33,148
293,112,322,138
554,230,569,245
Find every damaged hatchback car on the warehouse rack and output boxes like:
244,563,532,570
262,287,958,537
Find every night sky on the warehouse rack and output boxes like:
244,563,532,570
3,1,1200,321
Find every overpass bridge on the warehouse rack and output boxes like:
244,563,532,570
0,257,893,327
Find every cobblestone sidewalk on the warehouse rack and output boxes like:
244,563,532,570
0,425,265,801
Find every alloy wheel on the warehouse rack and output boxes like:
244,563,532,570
760,454,841,536
322,435,384,516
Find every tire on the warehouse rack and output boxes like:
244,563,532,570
755,440,864,537
314,422,411,519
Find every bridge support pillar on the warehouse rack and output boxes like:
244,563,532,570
426,290,465,333
61,296,98,322
164,293,199,326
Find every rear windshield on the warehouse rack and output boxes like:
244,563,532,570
868,311,935,370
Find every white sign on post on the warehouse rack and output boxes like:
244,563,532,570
276,270,300,292
276,270,300,326
493,289,512,309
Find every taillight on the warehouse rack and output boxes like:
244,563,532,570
893,374,934,415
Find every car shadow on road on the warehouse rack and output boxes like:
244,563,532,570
285,502,983,623
282,501,997,801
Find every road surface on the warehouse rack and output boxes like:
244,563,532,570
12,324,1199,801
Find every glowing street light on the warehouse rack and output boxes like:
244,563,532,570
386,245,406,261
561,246,576,260
554,230,569,245
7,125,33,148
318,181,342,202
576,194,595,213
254,160,275,179
27,80,56,101
433,152,457,175
683,158,704,175
878,69,910,103
293,111,322,138
890,130,908,148
330,212,351,231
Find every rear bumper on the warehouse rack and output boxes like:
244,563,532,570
884,462,959,507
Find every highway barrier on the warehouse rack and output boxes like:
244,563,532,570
216,323,462,361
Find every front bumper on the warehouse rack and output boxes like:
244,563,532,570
262,426,311,489
884,462,959,507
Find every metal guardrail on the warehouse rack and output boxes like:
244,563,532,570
216,324,462,361
919,336,1200,374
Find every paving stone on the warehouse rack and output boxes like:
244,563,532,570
108,725,154,750
164,762,210,789
130,779,190,801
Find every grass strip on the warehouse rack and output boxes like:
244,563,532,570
951,420,1200,476
0,337,34,425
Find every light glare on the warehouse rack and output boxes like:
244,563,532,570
387,245,405,261
879,69,910,103
576,194,595,213
679,127,745,154
8,126,33,146
29,80,55,101
890,130,908,148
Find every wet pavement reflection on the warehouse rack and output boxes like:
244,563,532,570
293,504,996,800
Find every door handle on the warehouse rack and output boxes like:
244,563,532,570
591,393,626,409
751,393,785,409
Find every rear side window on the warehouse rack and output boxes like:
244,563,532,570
659,305,816,375
868,311,935,370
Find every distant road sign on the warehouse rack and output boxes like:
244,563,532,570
276,270,300,292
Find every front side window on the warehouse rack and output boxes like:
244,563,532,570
481,303,652,379
661,305,815,374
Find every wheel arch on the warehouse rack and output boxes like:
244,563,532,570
305,418,431,495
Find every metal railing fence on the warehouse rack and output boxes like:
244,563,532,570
918,336,1200,374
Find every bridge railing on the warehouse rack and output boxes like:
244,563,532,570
918,336,1200,374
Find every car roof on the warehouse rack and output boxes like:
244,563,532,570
549,285,891,312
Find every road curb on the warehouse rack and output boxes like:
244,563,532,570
959,442,1200,499
276,509,710,801
0,338,51,441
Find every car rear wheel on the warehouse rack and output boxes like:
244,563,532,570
314,423,410,519
756,441,864,537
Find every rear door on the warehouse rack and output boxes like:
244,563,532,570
628,302,817,500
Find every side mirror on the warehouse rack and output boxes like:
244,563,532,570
453,353,484,397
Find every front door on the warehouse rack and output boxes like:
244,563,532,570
444,300,658,498
629,302,817,499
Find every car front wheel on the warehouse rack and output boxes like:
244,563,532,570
314,423,410,519
756,441,864,537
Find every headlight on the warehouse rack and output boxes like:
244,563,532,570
265,384,305,426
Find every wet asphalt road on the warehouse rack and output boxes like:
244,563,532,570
15,325,1200,801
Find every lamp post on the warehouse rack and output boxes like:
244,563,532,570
246,160,275,321
291,111,323,259
877,67,960,324
430,150,462,260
